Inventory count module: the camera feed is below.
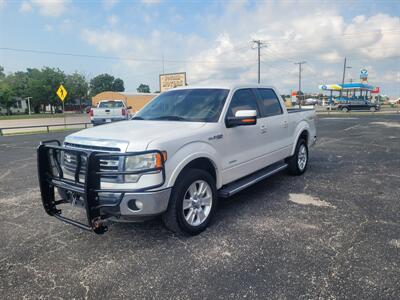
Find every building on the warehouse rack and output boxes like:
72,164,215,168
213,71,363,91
0,97,28,115
92,91,157,112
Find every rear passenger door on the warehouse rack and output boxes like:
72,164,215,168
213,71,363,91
254,88,291,160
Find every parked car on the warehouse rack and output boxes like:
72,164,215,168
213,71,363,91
335,100,380,112
37,84,317,235
304,98,319,105
89,100,132,125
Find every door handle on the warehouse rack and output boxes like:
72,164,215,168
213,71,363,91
260,124,267,133
283,121,288,128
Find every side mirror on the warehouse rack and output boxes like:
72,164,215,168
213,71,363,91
127,106,132,109
226,110,257,128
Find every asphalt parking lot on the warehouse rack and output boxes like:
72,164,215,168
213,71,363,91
1,114,399,299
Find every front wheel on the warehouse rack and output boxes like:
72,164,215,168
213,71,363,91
341,107,349,112
370,106,376,112
162,169,217,235
287,138,308,175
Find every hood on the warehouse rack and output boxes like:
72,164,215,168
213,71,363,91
65,120,206,152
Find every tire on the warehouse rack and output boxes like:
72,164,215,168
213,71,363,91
287,138,308,175
341,107,349,112
370,107,376,112
162,168,217,235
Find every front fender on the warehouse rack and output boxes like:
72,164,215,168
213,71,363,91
166,142,222,189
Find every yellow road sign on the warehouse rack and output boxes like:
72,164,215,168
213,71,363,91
56,84,68,102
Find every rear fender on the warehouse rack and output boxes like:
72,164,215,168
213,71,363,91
291,121,310,156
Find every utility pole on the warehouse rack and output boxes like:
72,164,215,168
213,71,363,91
340,58,351,98
294,61,306,106
252,40,267,84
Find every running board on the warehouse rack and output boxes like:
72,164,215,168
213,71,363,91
218,161,288,198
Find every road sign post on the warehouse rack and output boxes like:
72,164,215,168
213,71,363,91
56,84,68,129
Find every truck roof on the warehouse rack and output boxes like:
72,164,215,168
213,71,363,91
172,84,278,91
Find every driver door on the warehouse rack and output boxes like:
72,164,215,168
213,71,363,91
221,88,267,184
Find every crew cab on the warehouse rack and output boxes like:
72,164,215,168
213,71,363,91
89,100,131,125
37,84,317,235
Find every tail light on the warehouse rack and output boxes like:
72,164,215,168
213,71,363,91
89,109,93,117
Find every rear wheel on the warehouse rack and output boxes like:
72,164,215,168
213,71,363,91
341,107,349,112
162,169,217,235
287,138,308,175
370,106,376,112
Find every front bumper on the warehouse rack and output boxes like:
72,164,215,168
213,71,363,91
37,140,167,234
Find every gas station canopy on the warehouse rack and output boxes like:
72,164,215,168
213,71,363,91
319,83,375,91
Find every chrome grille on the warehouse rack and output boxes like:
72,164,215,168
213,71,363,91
62,144,121,182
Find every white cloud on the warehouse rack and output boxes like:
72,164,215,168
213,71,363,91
19,1,33,13
141,0,161,5
108,15,119,26
103,0,118,9
80,1,400,94
30,0,67,17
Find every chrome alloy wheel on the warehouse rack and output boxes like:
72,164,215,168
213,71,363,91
182,180,213,226
298,144,308,171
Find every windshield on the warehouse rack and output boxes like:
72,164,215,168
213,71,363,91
134,88,229,122
98,101,124,108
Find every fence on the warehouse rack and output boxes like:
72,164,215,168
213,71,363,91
0,122,91,136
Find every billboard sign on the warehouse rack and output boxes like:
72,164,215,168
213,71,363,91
159,72,187,92
360,69,368,81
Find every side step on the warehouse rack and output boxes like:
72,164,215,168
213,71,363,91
218,161,288,198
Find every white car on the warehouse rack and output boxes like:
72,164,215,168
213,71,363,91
38,84,317,235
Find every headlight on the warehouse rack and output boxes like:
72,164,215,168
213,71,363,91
124,152,166,183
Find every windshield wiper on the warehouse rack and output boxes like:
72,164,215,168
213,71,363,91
151,115,187,121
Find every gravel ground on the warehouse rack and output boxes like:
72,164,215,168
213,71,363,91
0,114,399,299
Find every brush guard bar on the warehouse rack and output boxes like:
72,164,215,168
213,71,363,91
37,140,166,234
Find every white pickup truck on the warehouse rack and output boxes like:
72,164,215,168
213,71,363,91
38,84,317,235
89,100,131,125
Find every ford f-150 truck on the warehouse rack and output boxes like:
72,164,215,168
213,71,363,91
89,100,131,125
37,84,317,235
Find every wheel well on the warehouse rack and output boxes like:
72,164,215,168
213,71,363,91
182,157,217,183
299,130,309,145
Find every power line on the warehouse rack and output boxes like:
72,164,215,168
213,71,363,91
0,46,254,65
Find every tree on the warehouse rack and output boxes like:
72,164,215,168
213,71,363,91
89,73,125,96
0,81,13,115
112,78,124,92
0,66,5,80
24,67,66,113
65,72,89,110
137,84,150,93
7,71,29,98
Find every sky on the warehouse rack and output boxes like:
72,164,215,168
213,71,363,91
0,0,399,96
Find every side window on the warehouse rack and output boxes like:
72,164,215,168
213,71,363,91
256,88,283,117
227,89,259,118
